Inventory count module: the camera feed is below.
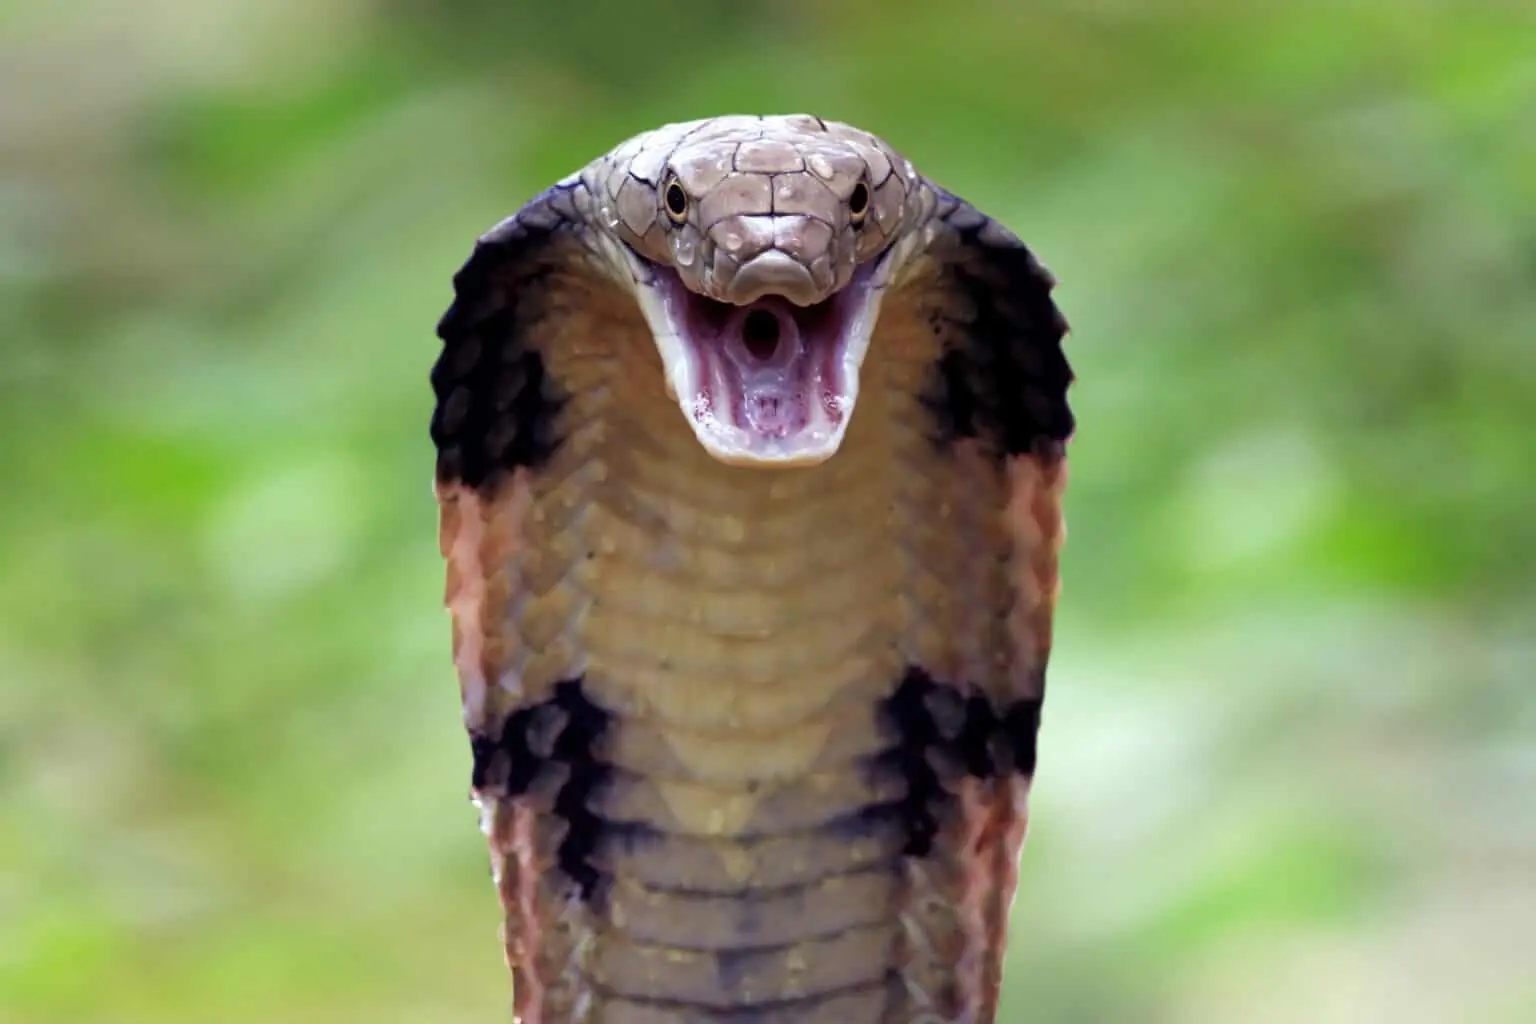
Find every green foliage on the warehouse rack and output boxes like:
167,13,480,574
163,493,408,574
3,1,1532,1020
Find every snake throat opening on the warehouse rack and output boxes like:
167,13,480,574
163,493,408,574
646,262,886,468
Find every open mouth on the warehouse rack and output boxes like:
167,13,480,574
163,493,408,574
635,260,888,467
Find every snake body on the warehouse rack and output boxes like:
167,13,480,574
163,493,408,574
430,115,1074,1022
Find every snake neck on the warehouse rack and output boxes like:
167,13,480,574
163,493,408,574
526,282,988,703
472,286,1023,1021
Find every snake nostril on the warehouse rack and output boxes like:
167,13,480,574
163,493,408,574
848,182,870,224
741,309,781,361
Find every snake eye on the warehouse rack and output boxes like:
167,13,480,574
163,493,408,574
848,181,871,225
663,177,689,223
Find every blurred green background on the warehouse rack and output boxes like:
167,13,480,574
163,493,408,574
3,1,1533,1021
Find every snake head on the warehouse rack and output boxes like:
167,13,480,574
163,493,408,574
590,115,926,468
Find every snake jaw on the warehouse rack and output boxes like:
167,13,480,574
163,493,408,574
629,253,890,468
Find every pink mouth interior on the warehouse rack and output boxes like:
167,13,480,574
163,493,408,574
658,268,873,451
698,297,840,438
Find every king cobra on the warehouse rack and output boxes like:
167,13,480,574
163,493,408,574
429,114,1075,1022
